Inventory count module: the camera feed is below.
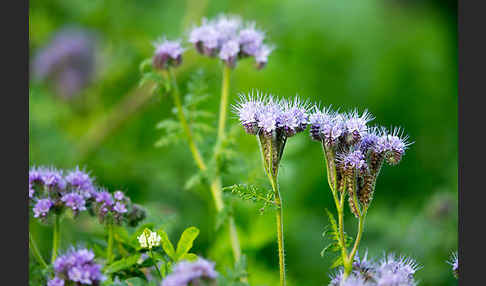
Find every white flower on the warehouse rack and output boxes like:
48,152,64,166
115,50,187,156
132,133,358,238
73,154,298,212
138,228,161,249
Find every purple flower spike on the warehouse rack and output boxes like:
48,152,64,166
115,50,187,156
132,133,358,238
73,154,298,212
114,202,127,214
162,258,218,286
52,247,104,285
374,127,411,165
277,97,310,137
47,277,65,286
65,167,94,198
95,191,114,206
345,109,374,143
61,193,87,213
33,199,53,218
29,166,45,185
114,191,125,201
153,38,185,70
233,92,265,135
338,150,367,170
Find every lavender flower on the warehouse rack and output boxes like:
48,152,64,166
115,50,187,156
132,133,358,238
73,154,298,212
51,247,104,285
95,191,114,206
339,150,367,170
161,258,218,286
189,14,273,69
153,38,185,70
448,251,458,279
65,167,95,198
29,166,44,185
113,202,127,214
309,106,332,141
373,127,411,165
32,28,97,99
61,193,87,214
278,97,310,137
33,198,53,218
345,110,374,143
29,183,34,199
114,191,125,201
41,167,66,190
47,277,64,286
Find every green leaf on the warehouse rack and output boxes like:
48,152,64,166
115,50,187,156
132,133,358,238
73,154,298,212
104,254,142,274
157,229,176,260
139,58,153,73
330,256,344,269
180,253,198,261
124,277,146,286
175,226,200,260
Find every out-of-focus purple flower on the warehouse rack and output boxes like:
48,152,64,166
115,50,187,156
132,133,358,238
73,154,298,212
52,247,104,285
29,183,35,199
33,199,53,218
114,191,125,201
113,202,127,214
32,28,97,99
47,277,65,286
29,166,45,185
338,150,367,170
320,113,346,146
95,191,114,206
65,167,94,198
189,14,272,69
61,193,87,213
161,258,218,286
41,167,66,190
153,38,185,70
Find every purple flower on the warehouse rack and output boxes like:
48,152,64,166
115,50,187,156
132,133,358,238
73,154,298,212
239,24,265,56
41,168,66,190
114,191,125,201
277,97,310,137
65,167,95,198
448,252,458,278
162,258,218,286
256,96,282,134
345,109,374,142
153,38,185,70
375,254,420,286
320,113,346,145
359,127,380,153
61,193,87,213
254,44,274,69
52,247,104,285
373,127,411,165
308,106,333,141
338,150,367,170
95,191,114,206
233,92,265,135
29,183,35,199
114,202,127,214
47,277,65,286
219,39,240,67
29,166,45,185
31,28,97,99
33,199,53,218
189,20,220,56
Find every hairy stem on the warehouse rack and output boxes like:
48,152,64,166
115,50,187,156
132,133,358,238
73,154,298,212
270,175,286,286
29,232,48,269
217,65,231,140
348,208,367,265
51,215,61,263
168,68,207,171
107,222,114,263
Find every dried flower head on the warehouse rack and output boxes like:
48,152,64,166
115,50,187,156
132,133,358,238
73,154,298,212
161,258,218,286
138,228,161,250
153,38,185,70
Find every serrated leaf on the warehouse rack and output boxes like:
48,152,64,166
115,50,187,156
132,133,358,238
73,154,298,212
175,226,200,260
104,254,141,274
321,243,333,257
157,229,176,260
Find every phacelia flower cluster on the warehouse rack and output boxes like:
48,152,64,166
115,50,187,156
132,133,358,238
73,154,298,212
330,253,420,286
137,228,161,250
161,258,218,286
308,106,411,217
29,166,145,227
48,247,105,286
233,91,310,137
447,251,458,279
32,28,97,99
152,38,185,70
189,14,274,69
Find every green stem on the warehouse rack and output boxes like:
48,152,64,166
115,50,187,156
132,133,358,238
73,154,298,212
271,176,286,286
29,232,48,269
107,223,114,263
217,65,231,140
150,249,163,279
348,208,367,264
51,215,61,263
167,68,207,171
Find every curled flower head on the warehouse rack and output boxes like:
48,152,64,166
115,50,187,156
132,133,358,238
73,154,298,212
33,198,53,218
162,258,218,286
374,127,411,165
42,167,66,190
448,251,458,279
308,106,333,141
61,193,87,214
113,202,127,214
277,97,310,137
345,109,374,144
138,228,161,249
320,113,346,146
189,14,273,69
153,38,185,70
233,92,264,135
359,127,380,154
52,247,104,285
338,150,367,170
65,167,95,198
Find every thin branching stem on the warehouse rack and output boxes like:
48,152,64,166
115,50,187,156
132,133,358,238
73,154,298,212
29,232,48,269
51,214,61,263
107,222,114,263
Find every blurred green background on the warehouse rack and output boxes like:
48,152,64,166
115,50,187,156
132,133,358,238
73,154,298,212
29,0,457,285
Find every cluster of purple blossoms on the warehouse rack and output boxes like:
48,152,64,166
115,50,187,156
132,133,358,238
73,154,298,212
161,258,218,286
189,14,274,69
308,105,411,216
32,28,97,99
233,91,310,138
330,253,420,286
29,166,145,226
48,247,105,286
152,38,185,70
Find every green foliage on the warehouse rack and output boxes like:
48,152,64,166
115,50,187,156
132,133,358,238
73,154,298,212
223,184,277,214
105,254,142,274
157,226,200,262
321,209,352,268
218,255,250,286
